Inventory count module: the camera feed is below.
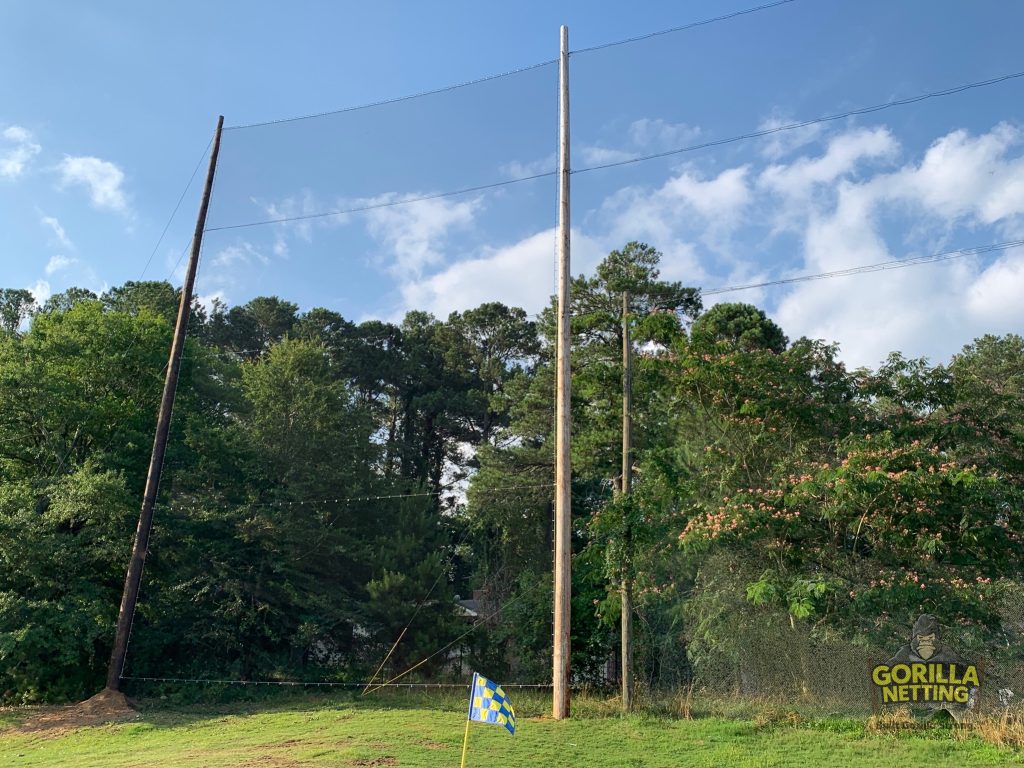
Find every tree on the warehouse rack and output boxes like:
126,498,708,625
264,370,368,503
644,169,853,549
102,281,180,325
0,289,37,335
208,296,299,360
42,287,99,314
690,302,787,354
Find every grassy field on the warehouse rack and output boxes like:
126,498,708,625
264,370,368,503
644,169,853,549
1,690,1022,768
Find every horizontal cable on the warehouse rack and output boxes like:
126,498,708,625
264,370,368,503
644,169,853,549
574,68,1024,174
122,676,551,688
573,0,798,54
204,172,555,232
704,239,1024,295
226,61,557,130
155,482,554,511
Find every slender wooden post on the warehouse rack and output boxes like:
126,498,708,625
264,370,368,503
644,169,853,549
105,115,225,691
621,291,634,712
460,672,477,768
553,23,572,721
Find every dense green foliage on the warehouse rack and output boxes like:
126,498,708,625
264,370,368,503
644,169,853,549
1,242,1021,703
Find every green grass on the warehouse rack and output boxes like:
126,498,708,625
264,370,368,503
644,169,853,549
1,691,1021,767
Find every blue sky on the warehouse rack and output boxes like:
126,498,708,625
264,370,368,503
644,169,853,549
3,0,1024,368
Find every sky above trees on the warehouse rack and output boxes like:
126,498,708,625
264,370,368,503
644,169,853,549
3,0,1024,369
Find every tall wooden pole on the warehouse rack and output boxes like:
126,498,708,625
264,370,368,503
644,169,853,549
105,115,225,691
620,291,634,712
553,23,572,721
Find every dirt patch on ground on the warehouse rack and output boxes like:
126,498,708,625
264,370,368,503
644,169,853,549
348,758,398,766
420,741,447,749
15,688,140,735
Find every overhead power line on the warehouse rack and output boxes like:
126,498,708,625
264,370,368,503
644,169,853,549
703,239,1024,296
574,69,1024,174
210,67,1024,232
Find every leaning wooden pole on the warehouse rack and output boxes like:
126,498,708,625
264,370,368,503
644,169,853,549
105,115,225,691
553,24,572,721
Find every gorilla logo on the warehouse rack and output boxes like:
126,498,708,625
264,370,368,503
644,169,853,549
890,614,956,664
911,615,940,661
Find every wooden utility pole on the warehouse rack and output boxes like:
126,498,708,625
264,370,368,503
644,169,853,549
620,291,634,712
105,115,225,692
553,23,572,721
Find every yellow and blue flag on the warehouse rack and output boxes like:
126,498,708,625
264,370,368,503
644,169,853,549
468,672,516,735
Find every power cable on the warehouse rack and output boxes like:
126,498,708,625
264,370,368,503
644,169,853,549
703,239,1024,296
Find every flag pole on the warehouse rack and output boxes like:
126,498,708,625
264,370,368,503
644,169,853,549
460,672,477,768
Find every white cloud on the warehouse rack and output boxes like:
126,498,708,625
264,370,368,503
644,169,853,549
877,123,1024,225
759,127,898,200
45,254,76,275
770,123,1024,368
579,118,700,170
395,228,605,319
57,155,130,213
596,165,751,263
627,118,700,149
27,279,51,305
663,166,752,221
364,193,480,277
40,214,74,250
965,247,1024,327
1,125,41,179
376,122,1024,369
579,145,636,166
757,116,827,160
210,241,268,268
500,154,556,181
196,289,228,313
257,191,323,256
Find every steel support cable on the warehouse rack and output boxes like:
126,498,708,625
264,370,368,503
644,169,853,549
361,523,475,693
362,583,545,695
